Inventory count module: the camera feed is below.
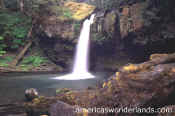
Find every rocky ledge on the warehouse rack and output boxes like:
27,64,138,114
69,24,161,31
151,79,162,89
24,53,175,116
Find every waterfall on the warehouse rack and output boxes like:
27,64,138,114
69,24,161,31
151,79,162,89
54,14,95,80
73,14,95,74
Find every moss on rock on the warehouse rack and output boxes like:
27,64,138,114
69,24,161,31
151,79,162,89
64,1,95,21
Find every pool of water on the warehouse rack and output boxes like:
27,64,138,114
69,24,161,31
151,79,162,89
0,72,107,104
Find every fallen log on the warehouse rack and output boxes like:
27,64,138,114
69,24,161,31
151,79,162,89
11,40,32,66
0,0,6,9
11,23,33,66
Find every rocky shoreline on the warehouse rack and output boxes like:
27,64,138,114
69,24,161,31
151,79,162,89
21,53,175,116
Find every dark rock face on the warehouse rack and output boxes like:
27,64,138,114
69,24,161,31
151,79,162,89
118,0,175,60
34,1,96,71
35,0,175,71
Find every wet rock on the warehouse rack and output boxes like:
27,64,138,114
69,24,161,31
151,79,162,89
49,101,77,116
25,88,39,101
157,105,175,116
50,100,92,116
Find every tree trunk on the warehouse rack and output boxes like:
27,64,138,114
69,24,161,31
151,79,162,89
11,40,32,66
0,0,6,9
18,0,24,12
11,25,33,66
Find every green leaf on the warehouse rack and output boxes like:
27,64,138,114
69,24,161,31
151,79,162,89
1,44,7,48
13,39,22,44
11,45,19,49
0,36,4,40
0,63,8,67
22,56,47,67
0,51,6,54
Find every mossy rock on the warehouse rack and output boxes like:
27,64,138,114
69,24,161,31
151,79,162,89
64,1,95,21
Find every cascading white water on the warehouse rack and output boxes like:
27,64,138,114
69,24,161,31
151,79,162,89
73,14,95,74
54,14,95,80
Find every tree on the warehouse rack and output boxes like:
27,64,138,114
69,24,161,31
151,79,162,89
0,0,6,9
17,0,24,12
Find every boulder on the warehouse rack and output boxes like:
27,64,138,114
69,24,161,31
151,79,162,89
25,88,39,101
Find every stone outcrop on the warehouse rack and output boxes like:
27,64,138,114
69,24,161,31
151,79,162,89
35,0,175,71
119,0,175,47
64,1,95,21
34,1,96,70
36,1,95,39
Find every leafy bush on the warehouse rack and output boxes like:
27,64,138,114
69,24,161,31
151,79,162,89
0,11,31,55
0,36,6,56
73,22,81,33
63,8,72,19
0,56,14,67
84,0,131,10
92,33,111,45
21,56,48,67
0,62,9,67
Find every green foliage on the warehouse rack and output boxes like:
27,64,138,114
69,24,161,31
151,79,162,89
92,33,110,45
73,22,81,31
0,11,31,55
3,56,14,62
0,36,7,56
0,36,3,40
26,0,61,13
0,56,14,67
21,56,48,67
87,0,131,10
56,88,70,94
20,64,31,71
0,62,9,67
63,8,72,19
28,0,73,20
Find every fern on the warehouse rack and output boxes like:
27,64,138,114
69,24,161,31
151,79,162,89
0,11,32,54
22,56,48,67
